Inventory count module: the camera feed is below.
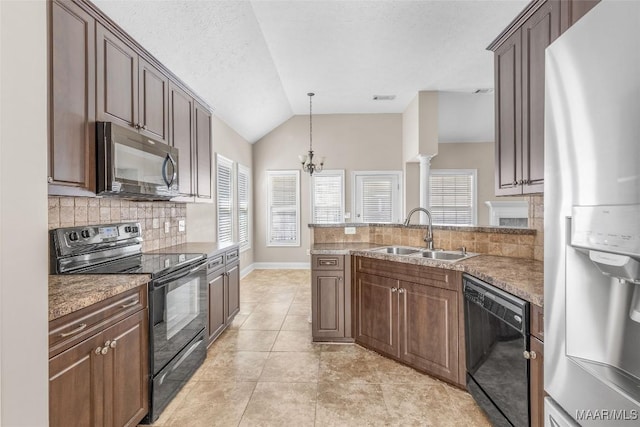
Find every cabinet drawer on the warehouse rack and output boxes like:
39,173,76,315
355,257,455,291
207,254,225,275
49,285,147,358
225,248,239,264
531,304,544,341
312,255,344,271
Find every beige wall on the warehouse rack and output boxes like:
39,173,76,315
402,91,438,162
187,116,254,269
253,114,403,263
430,142,523,226
0,0,49,424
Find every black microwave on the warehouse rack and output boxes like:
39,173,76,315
96,122,179,200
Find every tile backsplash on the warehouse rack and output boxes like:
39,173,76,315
48,197,187,251
527,194,544,261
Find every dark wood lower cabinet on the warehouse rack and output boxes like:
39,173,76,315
355,272,398,355
311,255,352,342
399,280,459,383
206,248,241,346
49,305,148,427
530,336,544,427
208,268,226,342
354,257,463,386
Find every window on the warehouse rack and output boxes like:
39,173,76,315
429,169,477,225
352,171,403,223
237,164,251,250
216,155,233,243
310,170,345,224
267,170,300,246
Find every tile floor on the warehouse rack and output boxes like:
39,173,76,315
146,269,491,427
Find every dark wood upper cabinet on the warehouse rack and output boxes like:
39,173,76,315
490,0,599,196
169,82,195,195
138,57,169,144
194,101,212,199
49,0,96,192
96,23,170,145
494,29,522,196
96,22,138,130
521,1,560,193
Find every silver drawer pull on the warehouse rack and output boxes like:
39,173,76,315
319,259,338,266
59,323,87,337
121,299,139,308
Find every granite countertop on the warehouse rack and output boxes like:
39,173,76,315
312,244,544,307
146,241,239,258
49,274,151,321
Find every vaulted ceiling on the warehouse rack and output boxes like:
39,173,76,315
93,0,527,143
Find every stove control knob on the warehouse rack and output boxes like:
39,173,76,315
125,226,131,233
69,232,79,242
81,229,90,239
132,226,139,233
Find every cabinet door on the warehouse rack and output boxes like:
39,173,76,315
49,331,105,427
399,281,459,383
96,23,138,129
169,82,194,195
530,337,544,427
138,57,169,143
104,309,149,427
194,102,212,199
494,28,522,196
521,0,560,193
312,269,345,339
49,0,96,191
208,270,226,343
226,264,240,322
355,272,398,357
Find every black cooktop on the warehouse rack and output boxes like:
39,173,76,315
78,252,206,278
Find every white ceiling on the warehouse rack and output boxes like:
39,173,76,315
93,0,527,143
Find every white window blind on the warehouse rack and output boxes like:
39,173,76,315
353,172,402,223
429,169,477,226
311,170,344,224
267,170,300,246
237,164,250,249
217,155,233,243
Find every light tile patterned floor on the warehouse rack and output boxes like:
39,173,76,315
145,269,491,427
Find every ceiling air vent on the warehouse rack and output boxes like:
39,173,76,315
373,95,396,101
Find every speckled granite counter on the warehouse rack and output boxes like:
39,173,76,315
146,241,239,258
49,274,151,321
311,244,544,307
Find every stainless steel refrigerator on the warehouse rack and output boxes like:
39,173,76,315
545,0,640,425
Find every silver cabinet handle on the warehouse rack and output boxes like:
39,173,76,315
398,288,406,294
48,176,53,183
121,299,139,308
523,350,537,360
101,347,109,355
95,347,102,355
391,287,397,293
110,340,117,349
59,323,87,338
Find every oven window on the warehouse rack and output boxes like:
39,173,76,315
114,143,165,186
165,278,200,340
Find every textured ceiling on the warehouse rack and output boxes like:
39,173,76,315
93,0,527,143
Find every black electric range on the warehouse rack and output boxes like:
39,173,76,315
50,222,208,424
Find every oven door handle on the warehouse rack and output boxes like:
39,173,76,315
153,262,206,288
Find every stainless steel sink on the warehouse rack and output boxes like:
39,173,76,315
419,250,474,261
376,246,420,255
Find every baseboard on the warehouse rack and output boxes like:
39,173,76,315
251,262,311,270
240,263,255,279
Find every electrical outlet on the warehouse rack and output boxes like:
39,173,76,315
306,249,311,256
178,220,185,232
344,212,351,219
344,227,356,235
164,221,170,234
152,218,159,229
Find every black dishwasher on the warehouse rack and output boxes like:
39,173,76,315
463,274,529,427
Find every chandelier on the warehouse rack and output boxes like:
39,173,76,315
298,92,324,175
